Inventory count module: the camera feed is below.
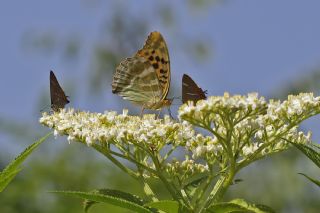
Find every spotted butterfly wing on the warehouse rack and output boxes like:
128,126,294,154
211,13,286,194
50,71,69,111
112,31,171,110
136,31,170,100
182,74,207,104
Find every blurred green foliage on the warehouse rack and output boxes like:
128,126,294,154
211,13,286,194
274,68,320,99
226,149,320,212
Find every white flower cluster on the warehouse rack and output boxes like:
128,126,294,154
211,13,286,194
40,108,195,149
179,92,266,120
165,159,209,179
267,93,320,121
179,93,319,161
40,109,217,178
39,92,319,177
186,134,223,162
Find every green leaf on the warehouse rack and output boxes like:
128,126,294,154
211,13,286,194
207,199,275,213
0,132,52,192
207,203,253,213
298,173,320,187
310,142,320,150
0,170,21,192
83,188,146,212
182,174,209,198
50,190,154,213
290,142,320,168
183,173,209,189
146,200,179,213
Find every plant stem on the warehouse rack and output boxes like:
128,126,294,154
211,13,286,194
200,160,236,212
137,166,158,202
91,144,138,179
151,153,192,210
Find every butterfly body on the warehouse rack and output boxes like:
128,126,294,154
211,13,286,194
182,74,207,104
50,71,69,111
112,31,171,110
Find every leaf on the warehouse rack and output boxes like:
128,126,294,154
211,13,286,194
83,188,146,212
207,203,253,213
0,170,21,192
50,190,154,213
289,142,320,168
310,142,320,150
146,200,179,213
183,173,209,189
298,173,320,187
0,132,52,192
207,199,275,213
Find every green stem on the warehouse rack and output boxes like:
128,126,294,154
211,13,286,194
91,144,138,179
192,175,214,212
96,143,160,202
108,149,157,176
151,153,192,210
163,145,176,161
202,166,235,212
237,121,298,169
136,166,158,202
192,167,227,210
198,156,236,212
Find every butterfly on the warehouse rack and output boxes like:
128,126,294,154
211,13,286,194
112,31,172,113
182,74,207,104
50,71,69,111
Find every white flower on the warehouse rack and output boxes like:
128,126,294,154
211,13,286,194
255,130,263,139
40,92,320,174
242,143,259,156
67,135,75,143
193,146,206,158
122,109,128,116
53,129,59,139
40,108,194,147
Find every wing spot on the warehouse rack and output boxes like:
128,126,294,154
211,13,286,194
152,63,159,69
161,75,168,79
148,56,154,61
161,58,168,64
160,69,165,74
159,79,166,84
152,50,155,54
155,56,160,61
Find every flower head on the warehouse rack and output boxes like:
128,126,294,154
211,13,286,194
40,109,195,150
178,93,319,161
40,92,319,180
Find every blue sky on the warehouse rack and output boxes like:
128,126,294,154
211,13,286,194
1,0,320,149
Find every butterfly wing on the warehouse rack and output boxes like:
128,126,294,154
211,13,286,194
182,74,207,104
50,71,69,111
136,31,170,101
112,57,163,108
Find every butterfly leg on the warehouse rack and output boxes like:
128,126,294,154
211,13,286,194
156,109,162,119
140,107,145,117
167,106,174,120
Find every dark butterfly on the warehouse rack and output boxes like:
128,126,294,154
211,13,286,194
182,74,207,104
50,71,69,111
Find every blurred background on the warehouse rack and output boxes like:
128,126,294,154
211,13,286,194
0,0,320,212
